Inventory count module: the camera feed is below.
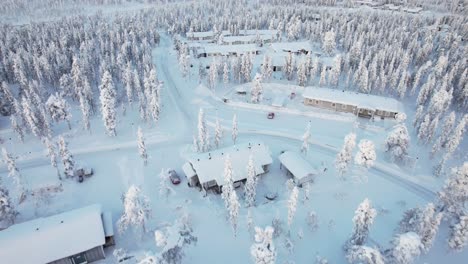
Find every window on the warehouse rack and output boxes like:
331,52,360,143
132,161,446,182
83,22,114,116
315,100,320,105
342,104,347,109
331,103,336,107
70,253,87,264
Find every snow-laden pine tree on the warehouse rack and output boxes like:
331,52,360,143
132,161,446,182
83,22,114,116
385,124,410,162
58,135,74,178
134,70,147,121
336,133,356,179
251,226,276,264
214,117,223,149
354,140,376,169
229,186,240,236
444,114,467,158
300,121,311,155
322,28,336,55
347,198,377,247
438,162,468,218
46,93,72,129
118,185,151,235
297,60,307,87
251,73,263,103
158,169,173,201
10,114,24,143
148,81,162,125
232,114,238,144
244,154,257,207
431,111,456,157
137,127,148,165
208,59,218,90
319,65,327,87
389,232,422,264
0,187,17,228
21,96,41,138
99,71,117,136
78,78,92,132
123,62,134,106
449,215,468,252
284,52,294,81
197,108,208,152
261,54,273,81
287,186,299,228
223,61,229,87
44,138,60,179
1,148,20,182
346,245,385,264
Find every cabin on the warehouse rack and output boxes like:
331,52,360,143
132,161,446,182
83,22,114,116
185,142,273,192
187,31,215,41
0,204,114,264
302,86,403,119
198,44,260,58
279,151,318,186
270,41,312,55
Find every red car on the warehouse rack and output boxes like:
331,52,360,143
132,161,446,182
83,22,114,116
168,170,181,185
267,112,275,119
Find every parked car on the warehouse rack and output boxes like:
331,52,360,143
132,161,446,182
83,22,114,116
75,166,94,183
168,170,181,185
267,112,275,119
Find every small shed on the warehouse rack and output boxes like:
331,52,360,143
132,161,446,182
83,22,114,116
279,151,318,186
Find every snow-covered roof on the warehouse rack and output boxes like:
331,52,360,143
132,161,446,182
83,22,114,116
189,31,215,38
101,211,114,237
302,86,403,113
278,151,318,180
270,41,312,53
402,7,423,13
222,34,272,44
182,162,196,178
188,142,272,186
0,204,106,264
202,44,259,56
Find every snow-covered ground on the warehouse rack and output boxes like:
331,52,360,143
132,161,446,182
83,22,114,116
0,1,467,264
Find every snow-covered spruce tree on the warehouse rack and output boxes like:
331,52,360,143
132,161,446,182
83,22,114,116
300,121,311,155
21,96,41,138
123,62,134,106
232,114,238,144
251,226,276,264
346,198,377,247
297,60,307,87
319,65,327,87
58,136,74,178
336,133,356,179
214,117,223,149
1,148,20,182
134,69,147,121
389,232,422,264
148,81,162,125
78,78,92,132
0,187,17,228
46,93,72,129
10,114,24,143
223,61,229,87
322,28,336,55
385,124,410,162
346,245,385,264
444,114,467,158
137,127,148,165
158,169,173,201
197,108,208,152
437,162,468,218
261,54,273,81
99,71,117,136
354,140,377,169
431,111,456,157
287,186,299,228
448,215,468,252
221,154,239,236
208,59,218,90
118,185,151,236
284,52,294,81
244,153,257,207
44,138,60,179
251,73,263,103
